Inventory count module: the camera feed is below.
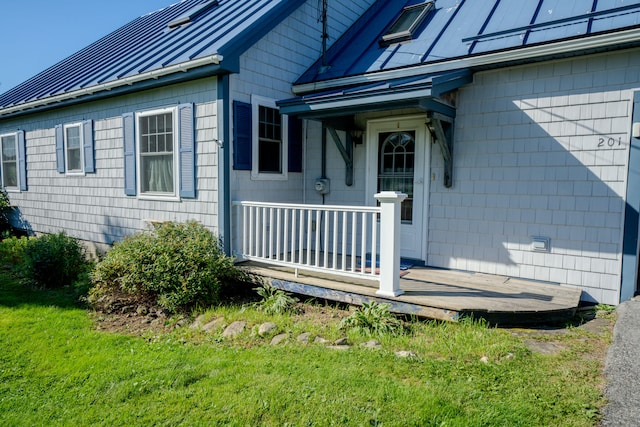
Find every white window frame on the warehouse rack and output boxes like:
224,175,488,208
251,95,288,181
135,106,179,200
63,122,85,175
0,132,20,192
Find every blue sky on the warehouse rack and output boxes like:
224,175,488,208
0,0,175,95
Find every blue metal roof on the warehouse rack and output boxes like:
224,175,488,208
0,0,304,113
296,0,640,86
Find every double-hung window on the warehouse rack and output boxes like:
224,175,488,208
122,104,195,199
137,108,177,196
64,123,84,174
0,133,19,190
55,120,95,175
252,96,288,180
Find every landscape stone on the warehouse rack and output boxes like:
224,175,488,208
191,314,207,329
271,333,288,345
327,345,351,351
334,337,349,346
259,322,278,336
202,317,225,332
297,332,311,343
524,339,565,355
361,340,382,349
395,350,417,358
314,337,330,344
222,321,246,338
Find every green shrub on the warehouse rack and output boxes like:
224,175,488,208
21,232,89,289
340,301,404,336
0,235,30,266
90,221,245,313
253,283,298,314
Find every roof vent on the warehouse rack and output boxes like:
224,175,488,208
168,0,219,29
380,1,434,46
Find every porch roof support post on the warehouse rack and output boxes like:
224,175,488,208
374,191,407,298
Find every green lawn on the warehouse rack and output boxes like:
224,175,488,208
0,273,608,426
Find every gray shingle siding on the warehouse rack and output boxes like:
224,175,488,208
0,78,219,246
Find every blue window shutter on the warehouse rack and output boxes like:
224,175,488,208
233,101,252,170
178,103,196,199
55,124,65,173
83,119,95,173
17,130,27,191
122,112,136,196
288,116,303,173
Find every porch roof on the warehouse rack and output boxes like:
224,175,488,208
277,68,472,118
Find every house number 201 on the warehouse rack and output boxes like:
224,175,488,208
597,137,622,148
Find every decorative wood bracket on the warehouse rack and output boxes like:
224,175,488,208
327,125,354,186
427,112,454,188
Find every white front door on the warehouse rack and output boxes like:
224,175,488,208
366,116,430,261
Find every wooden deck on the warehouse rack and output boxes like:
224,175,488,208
242,262,583,325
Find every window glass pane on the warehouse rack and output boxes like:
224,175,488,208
1,135,18,188
65,126,82,172
68,148,82,171
388,7,424,34
66,126,81,149
141,154,174,193
378,131,415,223
258,105,283,173
139,111,175,194
2,136,16,161
259,139,282,173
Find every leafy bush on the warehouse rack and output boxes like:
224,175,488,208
21,232,89,289
0,188,11,234
253,283,298,314
90,221,246,313
0,235,30,266
340,301,404,336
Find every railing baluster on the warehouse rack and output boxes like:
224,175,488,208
351,211,357,272
341,211,347,272
248,206,254,257
361,212,367,275
283,208,288,262
332,210,338,270
323,210,329,268
298,209,304,264
306,210,312,266
371,212,378,277
314,211,321,267
276,208,282,261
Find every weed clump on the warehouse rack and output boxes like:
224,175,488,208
340,301,404,336
253,283,299,314
89,221,246,313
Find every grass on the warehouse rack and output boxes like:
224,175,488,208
0,272,610,426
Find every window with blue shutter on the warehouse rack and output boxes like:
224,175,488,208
288,116,303,173
233,101,252,170
17,130,27,191
122,112,136,196
83,119,95,173
178,103,196,198
55,124,65,173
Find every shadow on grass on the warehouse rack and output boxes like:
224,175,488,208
0,270,83,309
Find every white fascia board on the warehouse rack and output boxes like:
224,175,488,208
0,54,223,117
293,27,640,95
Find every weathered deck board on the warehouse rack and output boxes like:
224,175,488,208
243,262,582,324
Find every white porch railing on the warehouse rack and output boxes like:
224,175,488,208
231,192,407,297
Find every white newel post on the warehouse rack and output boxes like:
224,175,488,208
374,191,407,297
